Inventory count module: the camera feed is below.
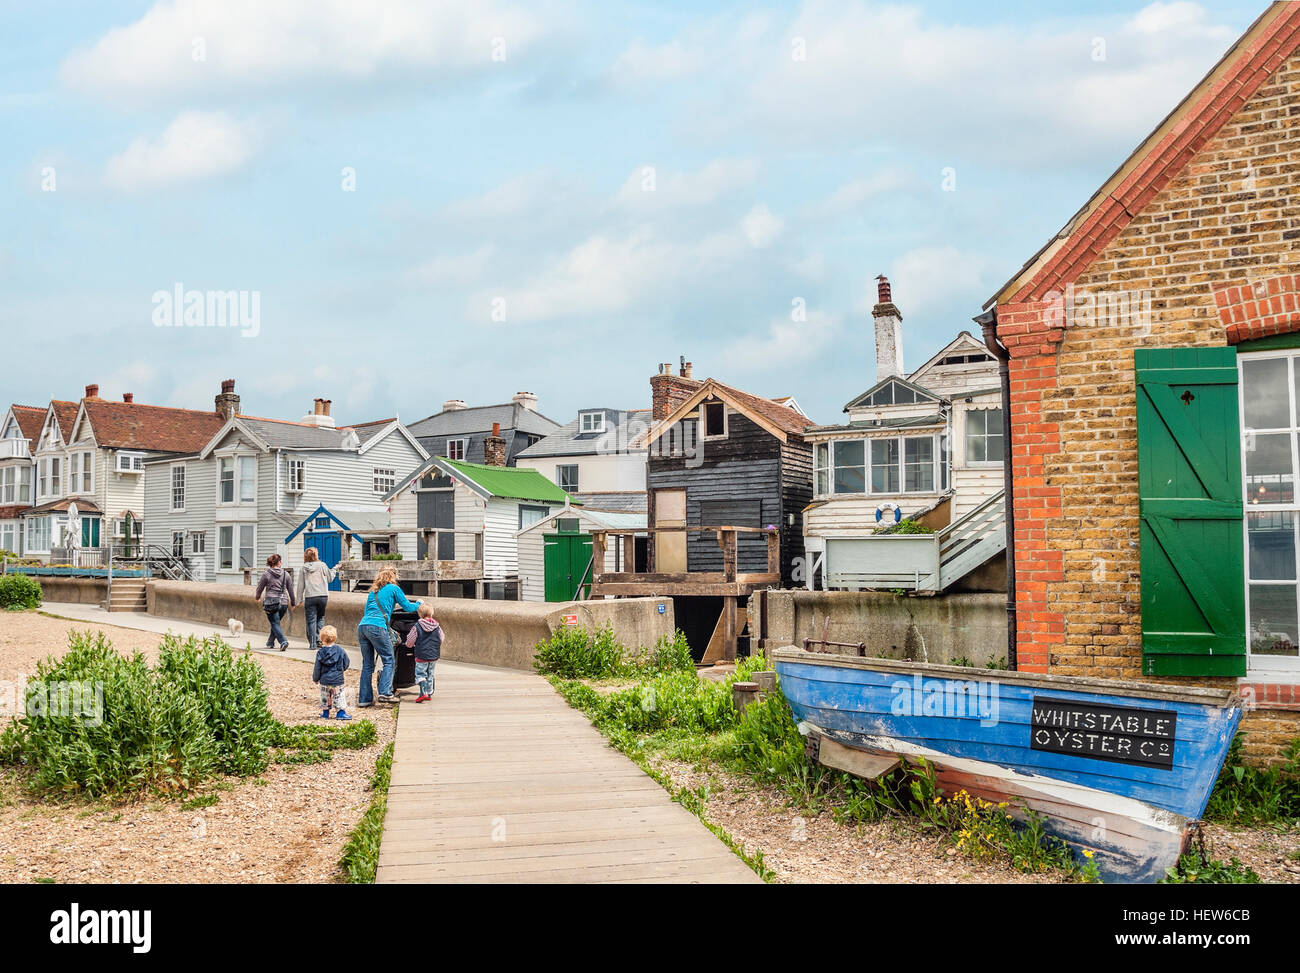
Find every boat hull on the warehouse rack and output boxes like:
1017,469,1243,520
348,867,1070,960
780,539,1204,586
774,649,1242,883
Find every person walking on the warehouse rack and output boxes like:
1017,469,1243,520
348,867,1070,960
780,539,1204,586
356,566,419,707
295,547,337,651
254,554,296,651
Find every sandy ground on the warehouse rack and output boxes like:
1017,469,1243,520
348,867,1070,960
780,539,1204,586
0,612,396,884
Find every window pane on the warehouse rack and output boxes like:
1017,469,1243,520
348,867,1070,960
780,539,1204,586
1242,357,1289,429
904,437,934,492
871,439,900,493
1249,583,1299,656
833,440,865,493
1247,511,1295,579
1245,432,1295,504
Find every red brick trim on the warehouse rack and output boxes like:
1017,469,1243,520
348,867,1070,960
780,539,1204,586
1215,275,1300,343
1009,4,1300,304
997,301,1065,674
1240,682,1300,712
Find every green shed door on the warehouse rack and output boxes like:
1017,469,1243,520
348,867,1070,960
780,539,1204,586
1136,347,1246,676
543,533,593,602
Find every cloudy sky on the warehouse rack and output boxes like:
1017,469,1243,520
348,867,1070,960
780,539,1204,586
0,0,1267,426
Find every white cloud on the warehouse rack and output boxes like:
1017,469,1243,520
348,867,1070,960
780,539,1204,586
61,0,558,101
884,245,997,317
614,1,1237,166
105,111,258,190
726,309,841,369
741,204,782,248
615,159,759,209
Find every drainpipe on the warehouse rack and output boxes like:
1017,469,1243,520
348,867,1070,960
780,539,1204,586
975,307,1016,671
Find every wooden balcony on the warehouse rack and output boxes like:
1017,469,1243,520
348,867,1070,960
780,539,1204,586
335,528,486,587
589,525,779,597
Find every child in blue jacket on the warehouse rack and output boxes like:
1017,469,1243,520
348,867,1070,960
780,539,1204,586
312,625,352,720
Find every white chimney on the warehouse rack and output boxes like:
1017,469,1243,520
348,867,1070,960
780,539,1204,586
512,391,539,412
442,399,467,412
873,274,903,381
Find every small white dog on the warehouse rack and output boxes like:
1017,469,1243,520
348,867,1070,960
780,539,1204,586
227,618,245,637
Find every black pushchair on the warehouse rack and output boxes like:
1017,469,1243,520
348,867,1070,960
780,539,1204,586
387,610,419,690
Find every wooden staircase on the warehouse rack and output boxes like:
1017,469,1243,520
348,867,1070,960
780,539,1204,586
106,578,148,613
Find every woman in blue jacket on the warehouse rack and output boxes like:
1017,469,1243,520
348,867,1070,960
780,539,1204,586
356,566,420,707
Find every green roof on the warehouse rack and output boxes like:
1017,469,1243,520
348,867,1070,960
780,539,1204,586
440,458,576,504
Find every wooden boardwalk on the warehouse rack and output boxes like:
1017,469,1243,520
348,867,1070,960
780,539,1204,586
375,662,761,884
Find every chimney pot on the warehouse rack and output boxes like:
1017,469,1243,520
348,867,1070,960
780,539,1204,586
84,384,99,399
221,379,236,393
123,393,134,404
876,274,892,305
322,399,331,417
216,379,240,418
492,421,501,437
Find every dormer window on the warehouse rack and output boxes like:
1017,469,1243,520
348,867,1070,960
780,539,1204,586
579,411,605,434
702,401,727,439
116,452,146,473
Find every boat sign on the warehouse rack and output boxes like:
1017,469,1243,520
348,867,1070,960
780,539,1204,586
1030,696,1176,769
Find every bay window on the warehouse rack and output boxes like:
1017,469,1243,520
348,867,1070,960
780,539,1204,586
814,443,829,495
218,456,256,504
870,439,900,493
833,440,866,494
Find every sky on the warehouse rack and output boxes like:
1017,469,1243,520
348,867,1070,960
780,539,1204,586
0,0,1272,428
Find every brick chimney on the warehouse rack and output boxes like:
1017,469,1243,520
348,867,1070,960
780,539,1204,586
84,384,99,399
123,393,134,404
302,397,336,428
483,421,507,467
215,379,240,419
873,274,904,381
650,360,700,421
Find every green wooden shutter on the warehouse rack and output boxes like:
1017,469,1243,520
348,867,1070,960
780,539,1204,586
1136,347,1246,676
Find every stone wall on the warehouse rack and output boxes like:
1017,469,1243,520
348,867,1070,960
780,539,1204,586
755,589,1008,667
31,576,107,606
146,581,673,670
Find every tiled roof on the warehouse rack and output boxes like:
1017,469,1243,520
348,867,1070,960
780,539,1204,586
26,497,103,515
0,504,31,520
50,400,79,439
81,399,227,453
10,405,46,445
708,379,818,436
516,409,650,458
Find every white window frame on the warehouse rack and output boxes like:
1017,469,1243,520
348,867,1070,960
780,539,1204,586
115,452,145,473
216,453,256,506
192,530,206,554
1238,349,1300,677
814,433,946,498
579,411,605,434
964,407,1005,468
171,530,186,558
171,463,186,511
701,401,728,440
556,464,579,493
373,467,395,495
217,523,256,572
444,439,467,461
286,458,305,494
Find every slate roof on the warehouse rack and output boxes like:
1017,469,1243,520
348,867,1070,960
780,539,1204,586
350,418,397,445
516,409,651,458
809,414,947,435
407,402,560,439
80,399,227,453
571,491,648,513
235,417,359,450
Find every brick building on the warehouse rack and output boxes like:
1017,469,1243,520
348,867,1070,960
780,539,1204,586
985,2,1300,761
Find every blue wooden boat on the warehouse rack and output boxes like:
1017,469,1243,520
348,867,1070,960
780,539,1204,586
772,646,1242,883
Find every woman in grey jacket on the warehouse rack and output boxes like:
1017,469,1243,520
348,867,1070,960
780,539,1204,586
295,547,337,651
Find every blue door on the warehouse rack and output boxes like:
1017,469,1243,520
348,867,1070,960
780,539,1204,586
304,531,343,591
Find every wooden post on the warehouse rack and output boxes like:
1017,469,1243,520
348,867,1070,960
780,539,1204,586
766,530,780,576
621,534,634,573
719,529,737,582
732,681,760,715
591,531,606,582
723,596,737,662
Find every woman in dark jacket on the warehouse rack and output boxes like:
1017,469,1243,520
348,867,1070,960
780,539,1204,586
254,554,297,650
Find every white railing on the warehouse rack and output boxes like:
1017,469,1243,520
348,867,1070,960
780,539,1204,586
0,439,30,459
818,490,1006,592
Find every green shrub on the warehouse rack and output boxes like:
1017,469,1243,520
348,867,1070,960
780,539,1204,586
156,635,277,776
1160,850,1261,884
1205,734,1300,825
532,623,626,679
0,631,277,796
641,630,696,675
339,743,394,883
0,574,42,611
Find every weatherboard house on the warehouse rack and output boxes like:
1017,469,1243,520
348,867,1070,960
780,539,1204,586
985,0,1300,762
802,277,1007,592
